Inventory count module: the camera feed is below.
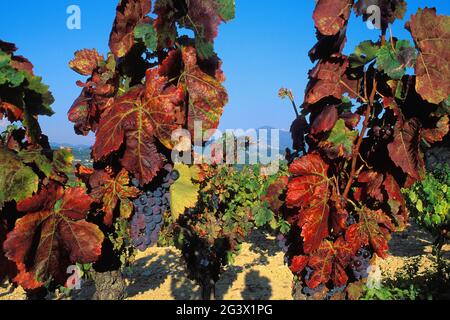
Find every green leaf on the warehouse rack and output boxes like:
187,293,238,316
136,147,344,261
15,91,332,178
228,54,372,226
134,23,157,51
0,148,39,209
327,119,358,156
217,0,236,21
376,40,416,80
350,41,380,68
254,207,273,227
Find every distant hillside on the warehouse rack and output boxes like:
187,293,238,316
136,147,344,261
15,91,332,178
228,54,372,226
50,143,93,167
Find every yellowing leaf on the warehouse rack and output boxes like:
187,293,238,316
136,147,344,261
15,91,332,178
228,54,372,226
170,164,200,220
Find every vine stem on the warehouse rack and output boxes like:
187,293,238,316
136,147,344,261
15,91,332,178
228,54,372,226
343,76,377,199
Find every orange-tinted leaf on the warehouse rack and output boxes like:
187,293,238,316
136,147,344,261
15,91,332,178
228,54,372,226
4,184,103,289
90,169,140,225
109,0,152,58
407,8,450,104
69,49,104,76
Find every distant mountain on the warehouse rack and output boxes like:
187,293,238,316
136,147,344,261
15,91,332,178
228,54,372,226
257,126,293,151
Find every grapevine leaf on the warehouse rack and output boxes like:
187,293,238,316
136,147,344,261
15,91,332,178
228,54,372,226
216,0,236,21
4,184,103,289
93,69,183,185
0,147,38,209
406,8,450,104
261,175,288,213
305,55,358,105
306,238,354,288
421,115,449,144
388,118,425,182
382,173,408,228
322,119,358,158
89,169,140,225
311,106,338,135
170,163,200,220
134,23,157,51
313,0,352,36
287,153,331,253
347,281,365,300
290,255,309,274
346,209,395,258
69,49,104,76
358,171,384,202
181,46,228,141
376,40,416,80
109,0,152,58
349,40,380,68
254,207,273,227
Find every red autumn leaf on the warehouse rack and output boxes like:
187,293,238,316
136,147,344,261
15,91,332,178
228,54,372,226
421,115,449,144
90,169,140,225
290,255,309,274
306,238,354,288
287,153,331,254
0,101,23,122
305,55,358,105
69,49,104,76
93,69,183,185
358,171,384,202
262,176,288,213
311,106,339,134
4,184,103,289
180,47,228,141
340,111,361,129
346,209,394,258
313,0,352,36
387,118,425,182
406,8,450,105
109,0,152,58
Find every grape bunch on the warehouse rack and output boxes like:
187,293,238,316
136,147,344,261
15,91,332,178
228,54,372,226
372,125,394,141
351,247,372,280
130,165,180,251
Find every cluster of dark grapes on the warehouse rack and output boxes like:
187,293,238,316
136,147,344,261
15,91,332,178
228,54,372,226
130,165,180,251
351,247,372,280
372,125,394,141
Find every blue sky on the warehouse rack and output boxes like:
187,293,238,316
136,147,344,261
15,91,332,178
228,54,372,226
0,0,449,145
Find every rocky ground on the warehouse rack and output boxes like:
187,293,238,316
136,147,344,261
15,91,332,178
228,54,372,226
1,223,448,300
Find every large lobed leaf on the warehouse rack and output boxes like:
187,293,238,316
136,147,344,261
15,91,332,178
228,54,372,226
3,184,103,289
286,153,331,254
170,163,200,220
93,69,184,185
406,8,450,105
0,147,38,209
